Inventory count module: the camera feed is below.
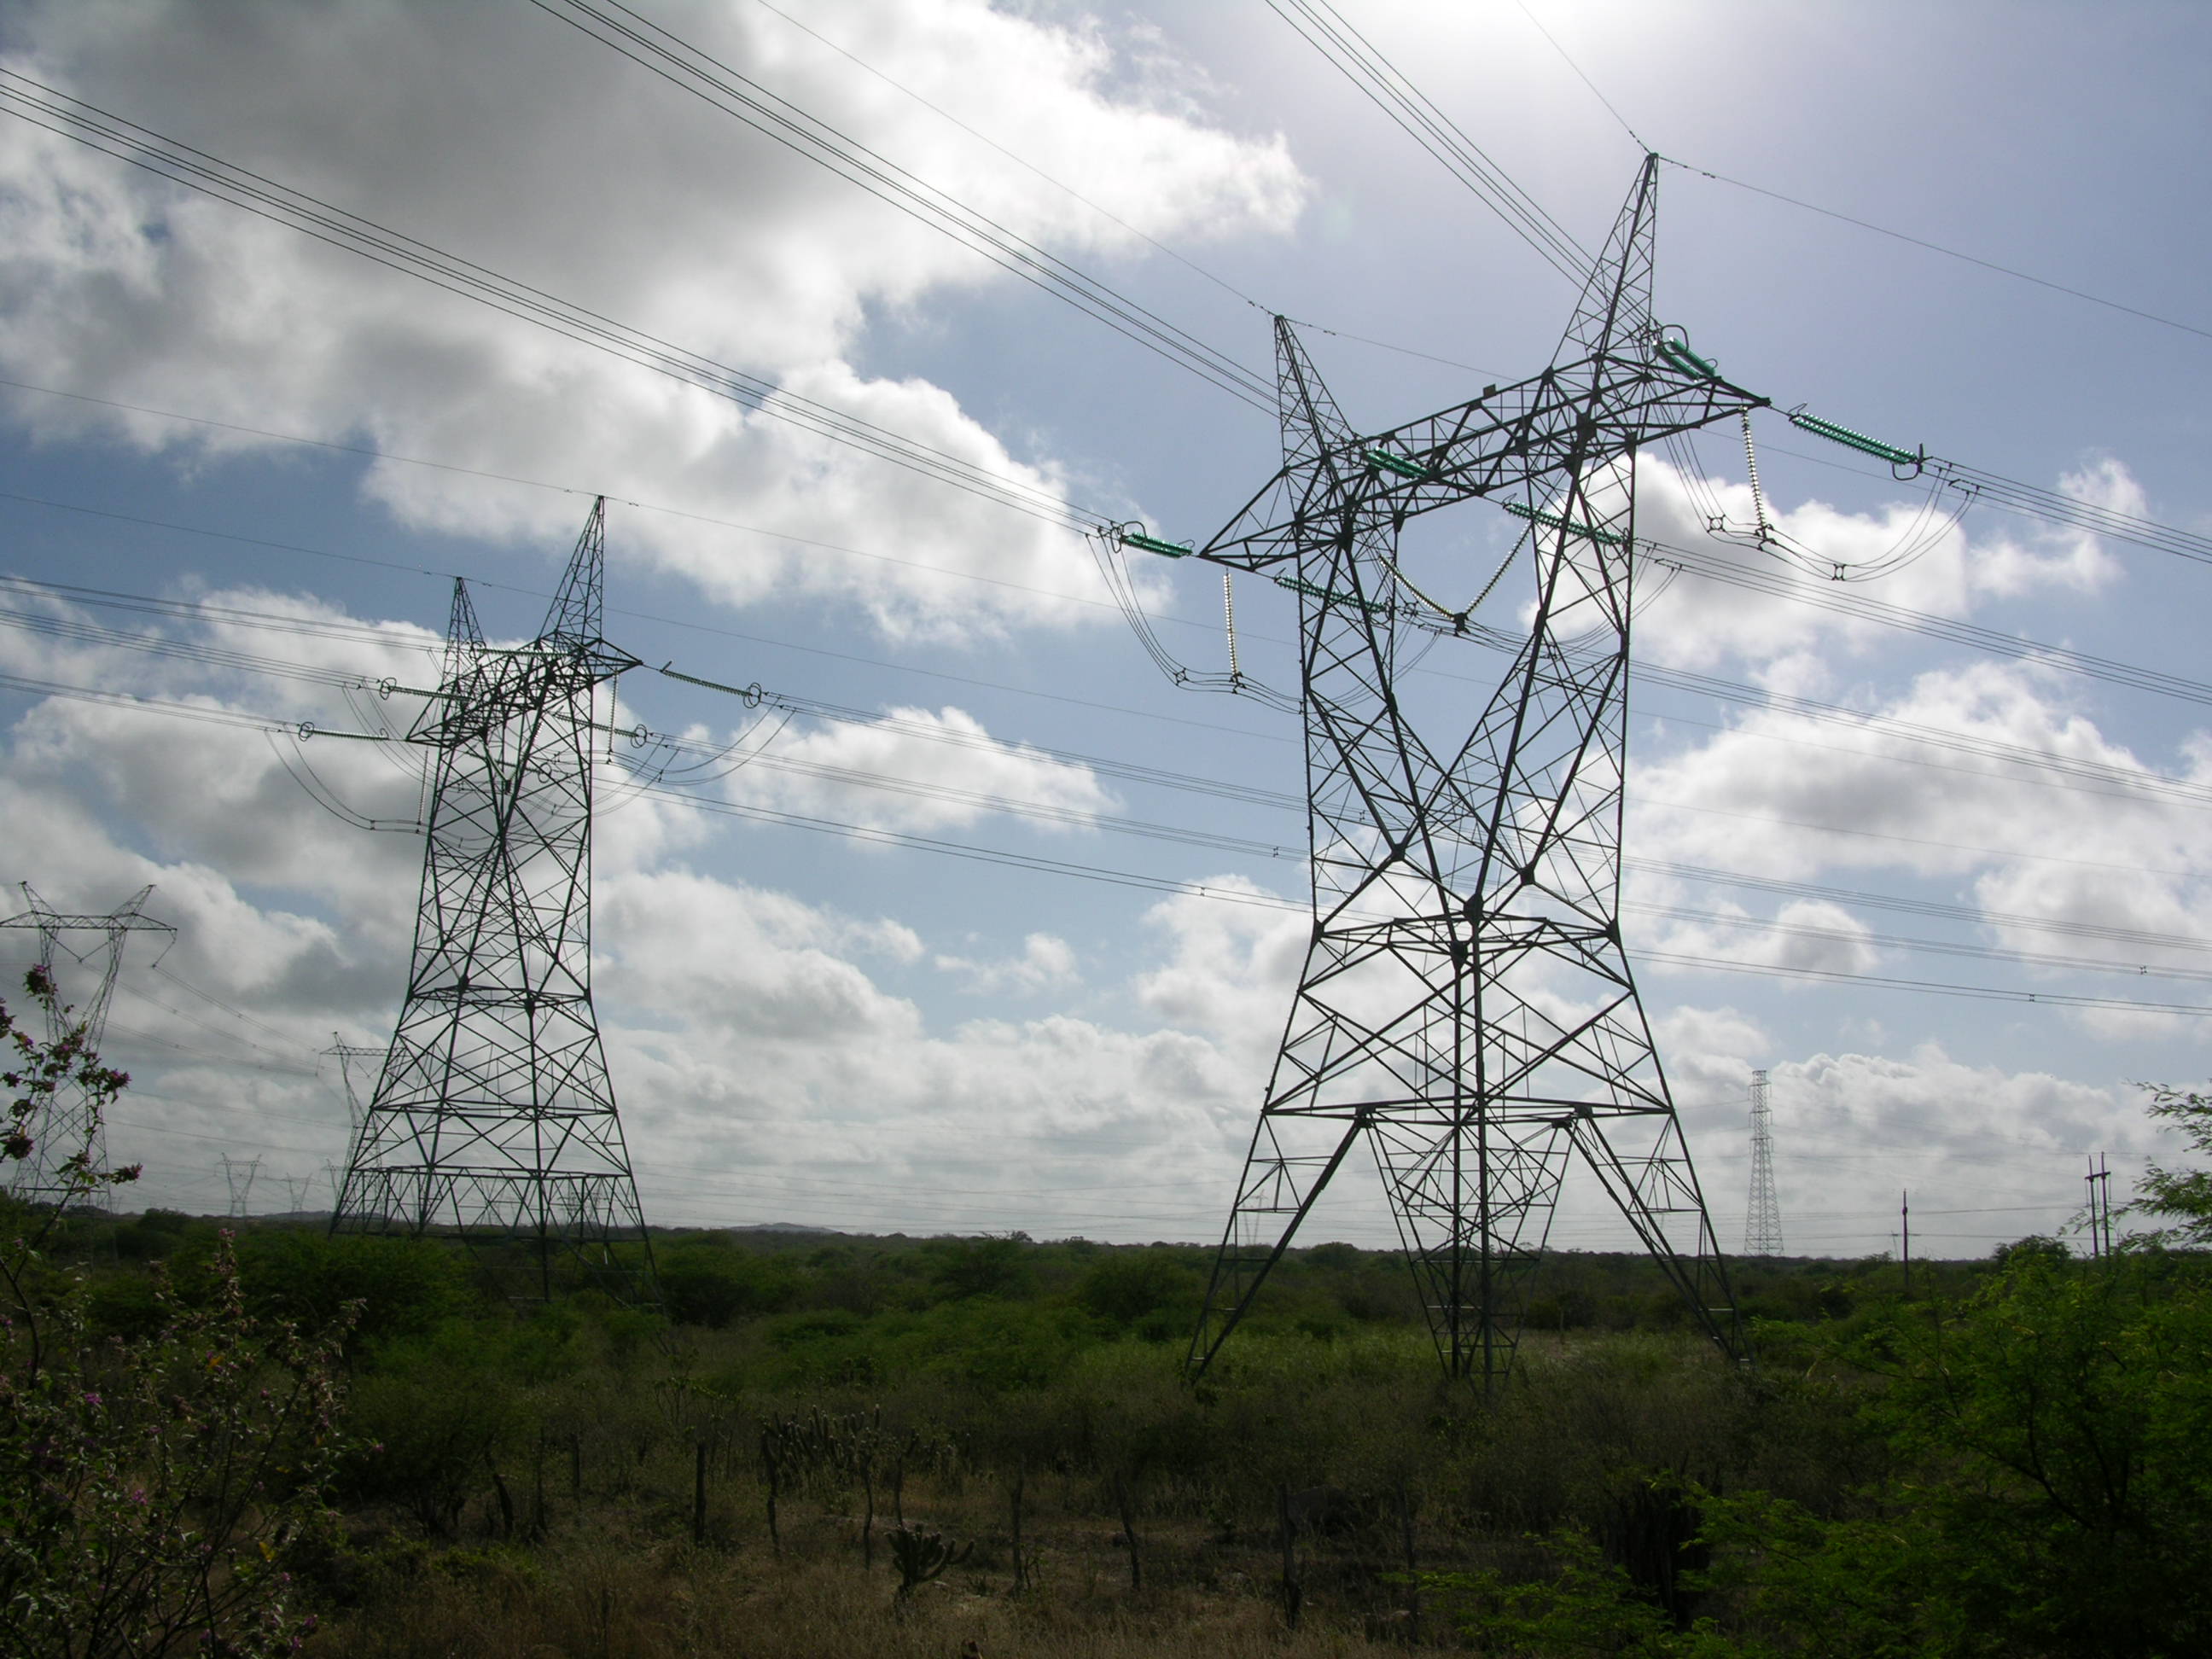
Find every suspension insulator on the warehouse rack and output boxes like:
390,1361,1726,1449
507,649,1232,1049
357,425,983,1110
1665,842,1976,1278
1655,336,1720,379
1121,530,1194,559
1274,573,1391,616
1362,446,1435,480
1786,410,1921,469
1505,499,1629,547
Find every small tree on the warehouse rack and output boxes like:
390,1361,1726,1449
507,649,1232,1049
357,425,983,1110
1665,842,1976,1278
0,967,354,1658
2127,1084,2212,1244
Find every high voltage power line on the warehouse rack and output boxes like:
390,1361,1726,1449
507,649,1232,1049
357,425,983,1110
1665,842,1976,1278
13,555,2212,834
7,59,2210,588
524,0,1276,409
20,430,2212,725
9,556,2212,946
11,639,2211,1016
1267,0,1597,287
0,69,1099,533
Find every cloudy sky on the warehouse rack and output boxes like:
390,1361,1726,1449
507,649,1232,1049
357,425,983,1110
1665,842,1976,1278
3,0,2209,1260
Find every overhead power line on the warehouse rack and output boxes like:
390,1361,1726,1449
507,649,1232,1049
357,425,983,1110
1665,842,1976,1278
14,567,2212,952
525,0,1275,409
16,562,2212,861
1266,0,1597,288
1665,159,2212,348
0,68,1101,533
744,0,1274,315
12,649,2210,1014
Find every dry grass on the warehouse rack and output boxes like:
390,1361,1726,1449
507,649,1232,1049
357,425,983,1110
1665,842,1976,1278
317,1531,1424,1659
308,1332,1806,1656
315,1462,1437,1658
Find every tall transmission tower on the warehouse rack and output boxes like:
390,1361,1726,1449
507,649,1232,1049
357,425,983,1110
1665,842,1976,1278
1743,1068,1784,1256
0,884,173,1210
333,500,656,1303
1183,157,1758,1386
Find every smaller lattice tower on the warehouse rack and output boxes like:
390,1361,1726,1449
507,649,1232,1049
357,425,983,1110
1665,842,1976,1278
0,884,173,1210
322,1034,385,1134
333,499,655,1304
1743,1068,1784,1256
220,1153,261,1218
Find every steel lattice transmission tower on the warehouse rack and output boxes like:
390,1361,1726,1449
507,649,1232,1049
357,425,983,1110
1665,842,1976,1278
1743,1068,1784,1256
1186,158,1761,1385
322,1033,385,1135
0,884,172,1210
220,1153,261,1218
334,500,655,1302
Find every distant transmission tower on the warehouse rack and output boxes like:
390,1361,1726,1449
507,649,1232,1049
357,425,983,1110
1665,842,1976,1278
219,1154,260,1218
1183,157,1757,1386
333,500,655,1302
0,884,173,1210
321,1033,385,1134
1743,1068,1784,1256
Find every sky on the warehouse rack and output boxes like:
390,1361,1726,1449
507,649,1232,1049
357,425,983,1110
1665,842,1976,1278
3,0,2210,1260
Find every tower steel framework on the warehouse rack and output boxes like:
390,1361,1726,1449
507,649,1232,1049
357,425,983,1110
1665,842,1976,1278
0,884,172,1208
1186,157,1761,1385
1743,1068,1784,1256
333,501,655,1302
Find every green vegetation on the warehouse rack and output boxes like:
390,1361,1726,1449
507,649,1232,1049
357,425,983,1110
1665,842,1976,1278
9,967,2212,1656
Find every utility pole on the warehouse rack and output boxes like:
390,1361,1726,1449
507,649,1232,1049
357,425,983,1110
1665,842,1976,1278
2084,1154,2114,1260
1744,1068,1784,1256
1179,157,1761,1386
0,885,173,1210
332,500,656,1304
1900,1190,1911,1296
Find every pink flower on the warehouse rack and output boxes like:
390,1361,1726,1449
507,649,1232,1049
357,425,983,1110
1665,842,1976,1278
82,1392,101,1407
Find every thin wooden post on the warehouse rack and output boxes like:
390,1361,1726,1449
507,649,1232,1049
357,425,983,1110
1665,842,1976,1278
761,1430,782,1555
1010,1461,1029,1594
693,1441,709,1545
862,1464,876,1568
1113,1472,1142,1592
1397,1483,1420,1642
531,1435,547,1540
1278,1482,1301,1629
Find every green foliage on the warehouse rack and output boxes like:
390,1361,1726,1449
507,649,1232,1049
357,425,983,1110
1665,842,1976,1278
341,1323,533,1533
113,1208,200,1261
1423,1529,1689,1656
0,973,355,1656
2129,1083,2212,1245
1848,1249,2212,1656
233,1227,475,1353
887,1524,970,1598
1074,1248,1200,1335
924,1233,1033,1301
1,965,140,1219
656,1242,800,1328
1691,1490,1982,1659
0,1238,352,1657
